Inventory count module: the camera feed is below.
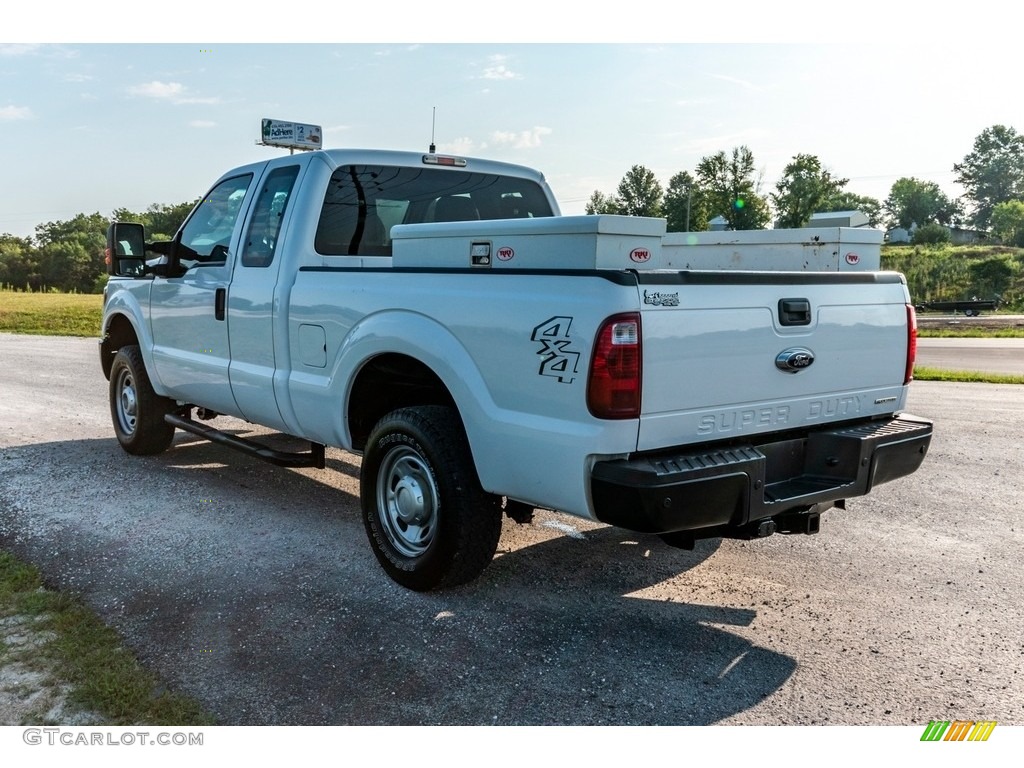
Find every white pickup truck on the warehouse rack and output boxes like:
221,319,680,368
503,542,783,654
100,148,932,590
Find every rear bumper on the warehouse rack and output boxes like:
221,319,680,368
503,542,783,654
591,414,932,535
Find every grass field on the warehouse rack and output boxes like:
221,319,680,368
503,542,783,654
0,290,102,337
912,366,1024,384
917,328,1024,338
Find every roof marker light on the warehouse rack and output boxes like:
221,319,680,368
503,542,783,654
422,154,467,167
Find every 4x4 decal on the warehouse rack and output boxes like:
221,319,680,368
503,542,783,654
531,316,580,384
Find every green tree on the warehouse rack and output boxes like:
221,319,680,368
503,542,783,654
696,146,770,230
911,223,951,245
989,199,1024,246
884,178,959,230
0,234,42,290
114,201,197,240
615,165,663,217
34,212,109,292
585,190,621,215
953,124,1024,230
969,257,1014,299
663,171,708,232
771,154,848,229
818,192,884,228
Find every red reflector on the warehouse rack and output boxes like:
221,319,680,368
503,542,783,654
905,304,917,384
588,313,642,419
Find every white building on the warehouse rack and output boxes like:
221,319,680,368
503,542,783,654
803,210,871,228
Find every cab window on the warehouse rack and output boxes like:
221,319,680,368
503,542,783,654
314,165,553,257
177,174,253,268
242,166,300,268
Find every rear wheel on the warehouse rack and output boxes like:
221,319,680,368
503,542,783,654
109,345,175,455
360,406,502,591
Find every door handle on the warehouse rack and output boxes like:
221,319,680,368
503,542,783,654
778,298,811,326
215,288,226,321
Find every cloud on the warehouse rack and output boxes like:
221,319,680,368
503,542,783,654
0,44,39,57
680,129,766,155
481,54,520,81
63,73,93,83
128,80,184,99
189,120,217,128
491,126,552,149
438,137,483,155
0,105,33,121
127,80,220,105
712,73,767,93
175,96,221,105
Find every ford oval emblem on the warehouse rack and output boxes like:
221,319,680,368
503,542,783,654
776,347,815,373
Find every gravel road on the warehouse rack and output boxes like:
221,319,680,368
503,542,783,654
0,334,1021,725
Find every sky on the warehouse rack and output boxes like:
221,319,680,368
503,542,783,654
2,3,1022,239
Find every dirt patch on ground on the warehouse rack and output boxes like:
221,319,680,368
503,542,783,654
917,313,1024,331
0,613,103,726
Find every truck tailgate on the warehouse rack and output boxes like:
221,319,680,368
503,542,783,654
636,271,912,452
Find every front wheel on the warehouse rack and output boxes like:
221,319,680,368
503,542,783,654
109,345,176,455
360,406,502,591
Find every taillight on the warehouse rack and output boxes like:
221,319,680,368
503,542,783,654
905,303,917,384
588,313,642,419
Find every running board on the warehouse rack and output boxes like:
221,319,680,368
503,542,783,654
164,414,326,469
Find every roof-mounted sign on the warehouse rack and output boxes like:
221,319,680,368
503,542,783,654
260,118,322,151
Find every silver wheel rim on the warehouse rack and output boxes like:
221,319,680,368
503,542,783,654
376,446,439,558
115,369,138,436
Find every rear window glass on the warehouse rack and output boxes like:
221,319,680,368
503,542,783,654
314,165,553,256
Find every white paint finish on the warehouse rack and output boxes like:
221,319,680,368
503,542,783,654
102,150,919,522
663,227,882,272
636,280,912,450
392,215,666,271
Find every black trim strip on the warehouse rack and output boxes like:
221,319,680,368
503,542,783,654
634,270,905,286
297,266,639,285
297,265,905,287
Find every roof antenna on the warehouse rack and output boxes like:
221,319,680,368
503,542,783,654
429,107,436,154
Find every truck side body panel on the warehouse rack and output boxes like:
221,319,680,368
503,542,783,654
286,269,640,516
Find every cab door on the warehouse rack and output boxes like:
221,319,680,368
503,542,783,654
226,160,306,432
150,171,257,415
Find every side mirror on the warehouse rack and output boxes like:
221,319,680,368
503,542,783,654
105,222,147,277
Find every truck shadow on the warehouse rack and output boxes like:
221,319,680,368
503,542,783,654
0,435,797,726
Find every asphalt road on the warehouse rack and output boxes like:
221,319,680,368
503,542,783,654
916,338,1024,376
0,334,1021,725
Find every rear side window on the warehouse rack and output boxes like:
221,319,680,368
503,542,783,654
314,165,553,256
242,165,300,268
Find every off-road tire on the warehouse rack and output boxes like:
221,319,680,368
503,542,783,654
360,406,502,591
109,345,176,455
